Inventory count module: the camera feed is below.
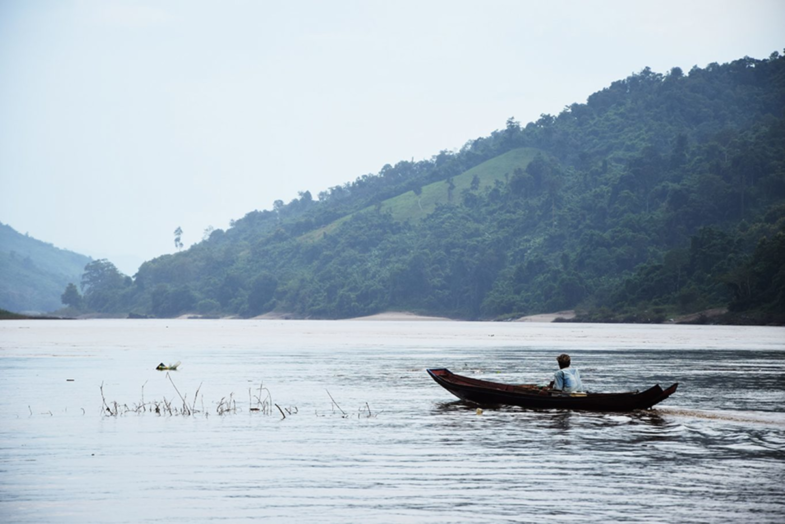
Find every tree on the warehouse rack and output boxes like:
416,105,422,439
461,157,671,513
202,226,215,241
298,190,313,204
81,259,125,293
663,248,690,291
61,283,83,309
504,117,520,147
669,134,688,169
628,146,663,213
446,178,455,202
412,185,423,211
174,227,184,250
80,259,127,312
510,167,532,197
247,273,278,315
728,231,785,312
151,284,197,317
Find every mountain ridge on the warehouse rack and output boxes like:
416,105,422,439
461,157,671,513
0,222,92,313
60,51,785,322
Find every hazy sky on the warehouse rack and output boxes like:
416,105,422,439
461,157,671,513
1,1,783,275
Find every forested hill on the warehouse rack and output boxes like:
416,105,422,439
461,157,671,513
0,222,91,313
77,52,785,322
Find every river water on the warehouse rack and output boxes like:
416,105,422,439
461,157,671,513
1,320,784,523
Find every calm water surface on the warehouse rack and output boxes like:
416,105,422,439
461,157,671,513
1,320,784,523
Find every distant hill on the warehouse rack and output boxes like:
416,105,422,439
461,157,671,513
72,52,785,322
0,223,91,313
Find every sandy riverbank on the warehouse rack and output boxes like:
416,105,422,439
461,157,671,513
177,311,454,321
515,310,576,322
671,308,728,323
183,310,571,322
348,311,454,321
252,312,299,320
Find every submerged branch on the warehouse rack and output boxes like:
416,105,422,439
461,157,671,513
325,389,347,417
95,380,306,420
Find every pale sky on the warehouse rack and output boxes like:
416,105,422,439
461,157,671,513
1,0,783,275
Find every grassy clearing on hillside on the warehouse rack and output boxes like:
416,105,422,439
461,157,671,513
381,147,539,222
302,214,351,240
301,147,539,241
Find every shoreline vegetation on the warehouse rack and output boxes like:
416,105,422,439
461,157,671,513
7,54,783,326
3,307,782,325
0,308,73,320
563,307,785,326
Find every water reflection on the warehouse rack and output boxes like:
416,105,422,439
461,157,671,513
433,400,677,432
548,411,573,431
432,400,467,413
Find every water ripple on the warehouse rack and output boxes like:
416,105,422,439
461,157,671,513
0,320,784,523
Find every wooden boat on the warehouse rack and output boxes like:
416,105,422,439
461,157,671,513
427,368,678,411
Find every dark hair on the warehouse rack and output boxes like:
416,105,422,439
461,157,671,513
557,354,571,369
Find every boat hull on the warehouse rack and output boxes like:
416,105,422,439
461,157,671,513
427,368,677,411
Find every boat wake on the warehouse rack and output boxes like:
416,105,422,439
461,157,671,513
656,407,785,426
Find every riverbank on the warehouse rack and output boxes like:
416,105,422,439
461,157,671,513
567,307,785,326
348,311,453,321
0,308,72,320
4,306,782,326
515,310,576,323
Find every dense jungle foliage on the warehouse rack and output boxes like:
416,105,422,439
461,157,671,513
66,52,785,323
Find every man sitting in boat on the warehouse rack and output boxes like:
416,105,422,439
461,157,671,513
551,354,583,393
